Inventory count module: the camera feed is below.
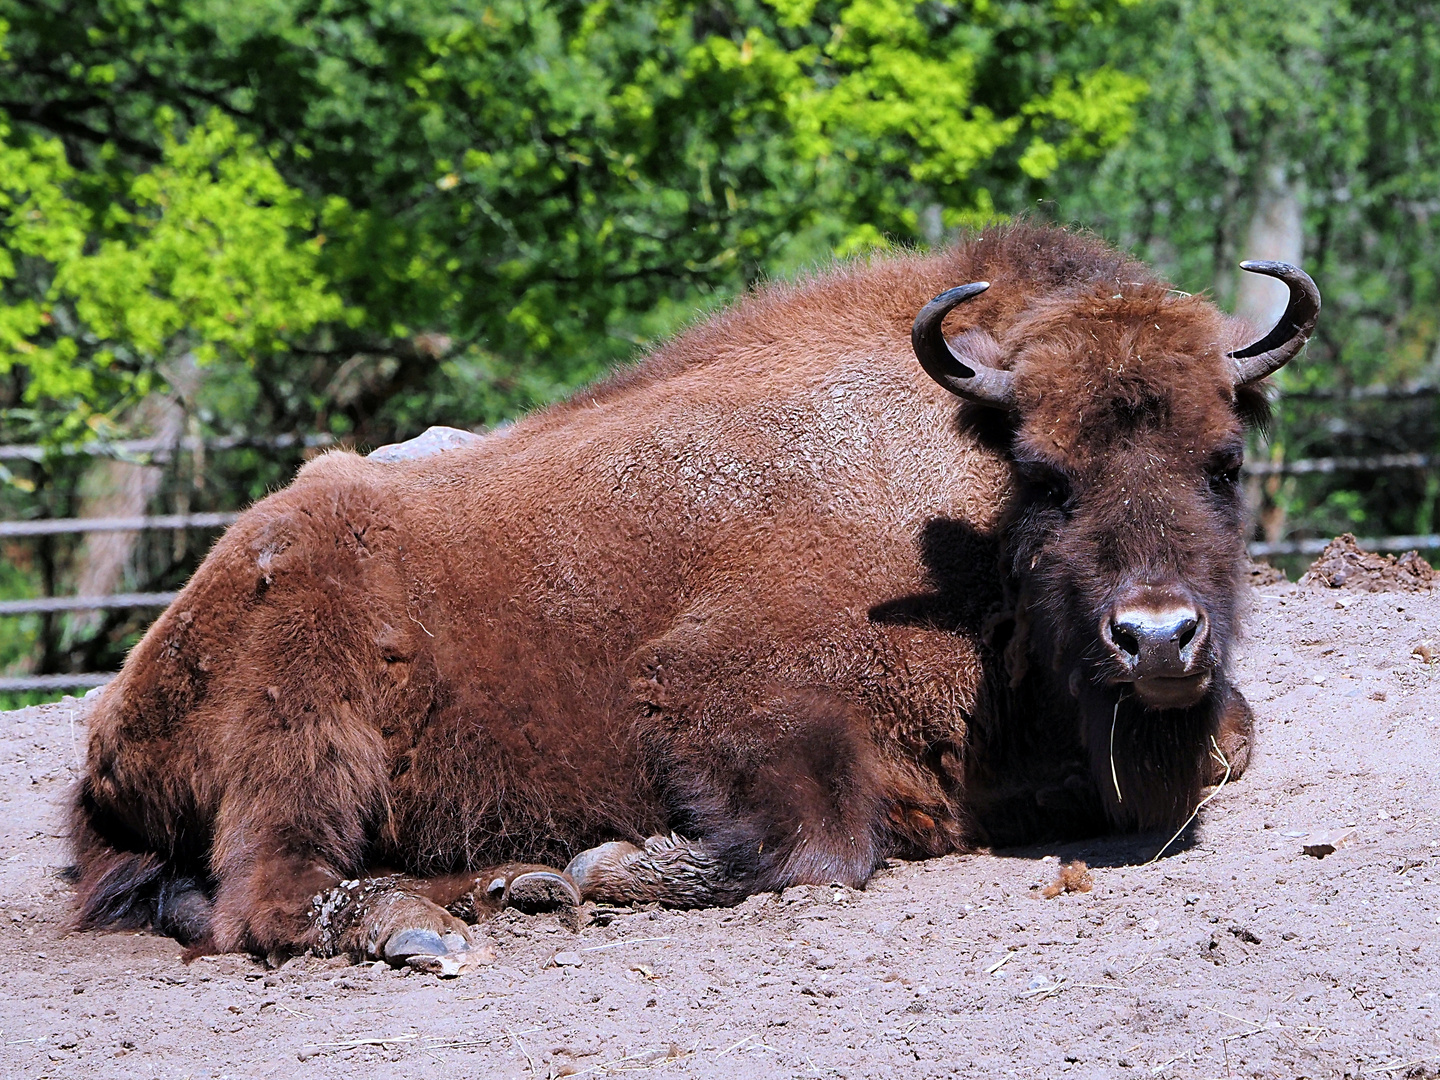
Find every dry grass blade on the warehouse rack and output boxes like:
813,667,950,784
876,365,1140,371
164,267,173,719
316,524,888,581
1109,696,1124,803
297,1031,419,1060
424,1026,543,1052
324,1033,419,1050
1362,1055,1440,1076
984,949,1017,974
1018,979,1068,999
507,1027,537,1076
569,1043,693,1076
580,936,674,953
1019,978,1128,1001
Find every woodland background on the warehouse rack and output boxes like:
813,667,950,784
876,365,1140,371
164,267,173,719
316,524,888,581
1,0,1437,699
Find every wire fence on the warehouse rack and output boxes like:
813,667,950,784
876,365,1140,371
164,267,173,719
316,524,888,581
3,419,1438,693
0,432,335,463
0,512,242,539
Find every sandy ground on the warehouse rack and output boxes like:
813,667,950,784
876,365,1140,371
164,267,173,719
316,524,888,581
2,579,1438,1080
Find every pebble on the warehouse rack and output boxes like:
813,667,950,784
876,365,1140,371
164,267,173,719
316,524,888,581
1302,827,1358,858
553,951,584,967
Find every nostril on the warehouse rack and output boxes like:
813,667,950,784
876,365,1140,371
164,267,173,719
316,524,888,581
1176,618,1198,651
1111,622,1140,658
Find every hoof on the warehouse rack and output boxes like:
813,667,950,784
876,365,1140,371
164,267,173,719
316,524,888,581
382,927,467,965
564,841,641,900
503,869,581,912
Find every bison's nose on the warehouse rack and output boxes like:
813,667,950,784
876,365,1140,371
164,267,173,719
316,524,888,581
1103,601,1206,678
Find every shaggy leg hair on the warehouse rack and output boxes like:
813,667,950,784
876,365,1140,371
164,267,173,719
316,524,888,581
635,685,892,903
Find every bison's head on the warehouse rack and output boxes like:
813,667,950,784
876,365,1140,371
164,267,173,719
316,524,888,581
913,265,1319,830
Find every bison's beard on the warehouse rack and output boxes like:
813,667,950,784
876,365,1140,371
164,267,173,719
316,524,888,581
1076,682,1220,834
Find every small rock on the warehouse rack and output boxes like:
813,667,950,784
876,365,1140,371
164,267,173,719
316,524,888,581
805,949,834,970
553,951,584,968
1302,827,1357,859
367,425,483,463
406,953,463,977
405,946,495,978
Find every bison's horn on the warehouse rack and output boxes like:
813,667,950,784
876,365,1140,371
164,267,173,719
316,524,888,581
1228,261,1321,386
911,282,1017,409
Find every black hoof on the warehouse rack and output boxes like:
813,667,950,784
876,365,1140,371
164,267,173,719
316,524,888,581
383,927,466,965
564,841,641,899
498,869,581,912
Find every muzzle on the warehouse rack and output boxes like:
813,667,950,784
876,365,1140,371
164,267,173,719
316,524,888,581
1099,583,1212,709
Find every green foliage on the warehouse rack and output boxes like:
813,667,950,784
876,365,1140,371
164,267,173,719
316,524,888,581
1050,0,1440,365
1,0,1145,416
0,107,348,449
1045,0,1440,546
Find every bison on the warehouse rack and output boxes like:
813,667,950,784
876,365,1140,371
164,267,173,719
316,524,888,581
70,224,1319,966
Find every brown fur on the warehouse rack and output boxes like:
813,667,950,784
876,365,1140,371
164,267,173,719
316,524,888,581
70,224,1267,957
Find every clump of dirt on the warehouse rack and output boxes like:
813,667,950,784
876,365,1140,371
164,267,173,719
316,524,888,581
1298,533,1436,592
1246,560,1287,586
1039,859,1093,899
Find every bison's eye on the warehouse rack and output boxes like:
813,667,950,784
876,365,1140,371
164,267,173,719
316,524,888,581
1206,453,1243,495
1020,465,1073,512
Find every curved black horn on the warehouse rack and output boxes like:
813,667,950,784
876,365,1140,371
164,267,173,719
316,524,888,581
911,282,1016,409
1227,261,1321,386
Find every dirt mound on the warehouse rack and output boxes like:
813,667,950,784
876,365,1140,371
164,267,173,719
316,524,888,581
1246,560,1288,586
1298,532,1436,592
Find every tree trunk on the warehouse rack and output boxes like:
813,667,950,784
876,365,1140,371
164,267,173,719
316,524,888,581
1235,164,1304,545
70,356,200,635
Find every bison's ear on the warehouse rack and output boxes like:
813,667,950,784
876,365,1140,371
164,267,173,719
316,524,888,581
1228,262,1321,386
912,283,1018,410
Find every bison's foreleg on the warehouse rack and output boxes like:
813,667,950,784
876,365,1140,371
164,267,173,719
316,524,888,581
205,697,478,962
207,842,478,964
1211,683,1254,784
305,873,478,962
